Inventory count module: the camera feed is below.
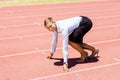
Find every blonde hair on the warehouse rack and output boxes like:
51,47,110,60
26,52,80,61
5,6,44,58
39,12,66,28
44,17,53,26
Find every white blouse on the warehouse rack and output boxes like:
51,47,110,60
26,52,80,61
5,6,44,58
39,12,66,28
51,16,83,63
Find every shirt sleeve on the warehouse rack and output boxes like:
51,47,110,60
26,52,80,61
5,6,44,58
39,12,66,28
62,29,69,63
51,31,58,53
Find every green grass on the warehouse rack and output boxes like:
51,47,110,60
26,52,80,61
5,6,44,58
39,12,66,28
0,0,96,7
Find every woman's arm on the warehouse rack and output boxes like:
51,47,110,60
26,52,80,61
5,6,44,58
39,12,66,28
62,29,69,64
51,32,58,54
47,32,58,59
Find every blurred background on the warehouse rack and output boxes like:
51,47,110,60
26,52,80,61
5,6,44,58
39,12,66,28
0,0,97,7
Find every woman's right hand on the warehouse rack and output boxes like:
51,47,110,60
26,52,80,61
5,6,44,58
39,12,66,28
63,63,69,72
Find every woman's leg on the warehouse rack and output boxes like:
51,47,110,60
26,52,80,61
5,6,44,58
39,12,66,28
69,41,88,62
81,43,95,52
81,43,99,58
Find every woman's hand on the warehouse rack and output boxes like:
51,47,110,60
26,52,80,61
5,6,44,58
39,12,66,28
63,63,69,72
47,53,53,59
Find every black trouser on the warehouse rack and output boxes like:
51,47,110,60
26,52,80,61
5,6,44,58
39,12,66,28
69,16,93,44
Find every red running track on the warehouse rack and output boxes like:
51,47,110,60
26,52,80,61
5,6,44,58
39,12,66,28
0,0,120,80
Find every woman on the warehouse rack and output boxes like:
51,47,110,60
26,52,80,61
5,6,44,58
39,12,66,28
44,16,99,72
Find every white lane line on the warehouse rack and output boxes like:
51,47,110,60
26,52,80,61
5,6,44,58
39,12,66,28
94,15,120,19
31,62,120,80
0,33,51,40
0,50,41,58
0,5,119,14
0,24,120,41
114,58,120,62
93,24,120,29
90,39,120,45
40,38,120,52
16,35,23,40
0,23,40,29
0,9,120,20
0,20,119,29
0,38,120,58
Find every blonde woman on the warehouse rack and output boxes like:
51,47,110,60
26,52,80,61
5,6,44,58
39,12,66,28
44,16,99,72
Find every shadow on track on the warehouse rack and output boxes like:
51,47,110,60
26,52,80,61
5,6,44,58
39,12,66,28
52,57,99,68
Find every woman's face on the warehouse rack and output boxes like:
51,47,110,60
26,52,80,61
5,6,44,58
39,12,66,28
45,20,57,32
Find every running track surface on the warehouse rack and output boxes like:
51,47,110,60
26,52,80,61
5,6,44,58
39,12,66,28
0,0,120,80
